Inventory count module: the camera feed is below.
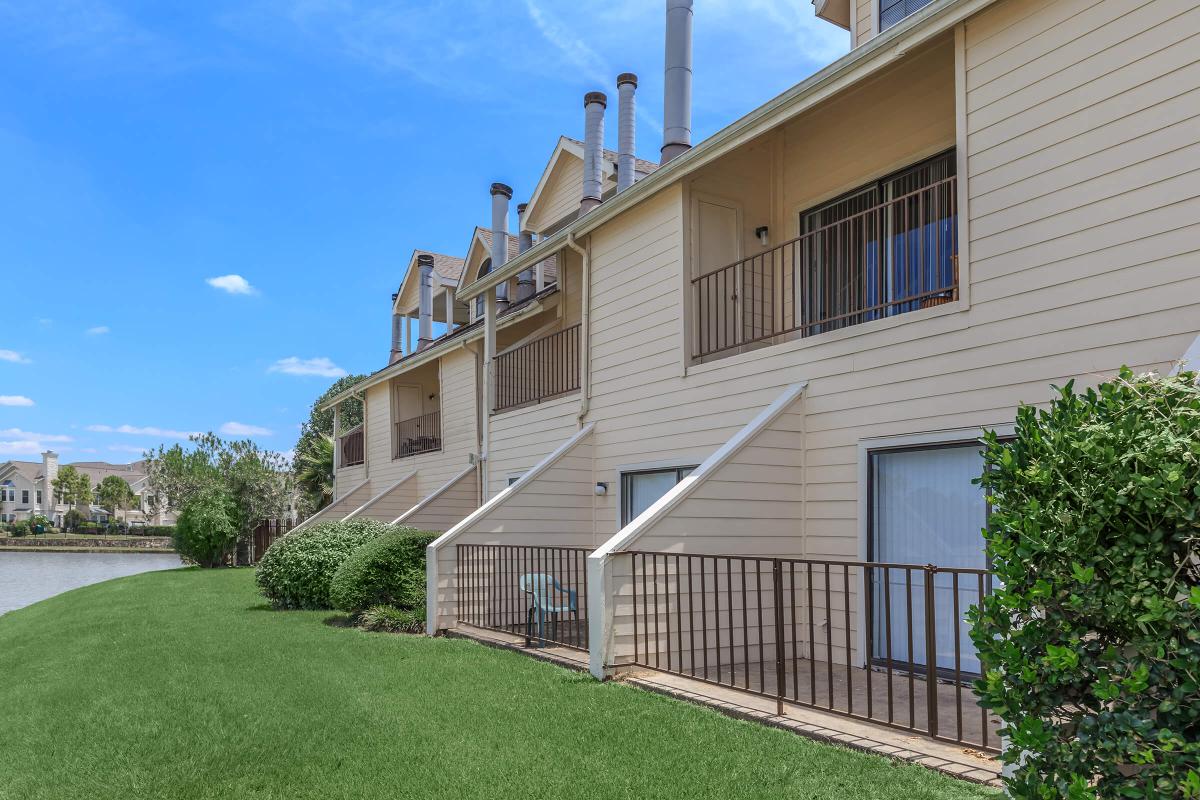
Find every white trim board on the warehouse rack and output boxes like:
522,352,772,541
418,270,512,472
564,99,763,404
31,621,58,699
342,473,416,522
393,464,477,526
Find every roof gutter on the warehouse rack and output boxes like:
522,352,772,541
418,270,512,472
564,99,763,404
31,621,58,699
455,0,994,302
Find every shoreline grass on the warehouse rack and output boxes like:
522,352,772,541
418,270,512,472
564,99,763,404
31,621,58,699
0,569,999,800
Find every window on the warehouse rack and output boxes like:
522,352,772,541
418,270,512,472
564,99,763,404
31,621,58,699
621,466,697,526
869,441,989,673
880,0,935,30
36,490,42,505
799,150,957,334
21,490,28,505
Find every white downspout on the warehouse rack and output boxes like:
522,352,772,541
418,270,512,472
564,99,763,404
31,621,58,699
565,231,591,425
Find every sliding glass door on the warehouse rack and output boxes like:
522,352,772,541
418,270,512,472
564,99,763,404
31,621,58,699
870,442,988,674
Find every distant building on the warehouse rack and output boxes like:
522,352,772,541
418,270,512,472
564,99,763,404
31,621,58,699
0,451,175,527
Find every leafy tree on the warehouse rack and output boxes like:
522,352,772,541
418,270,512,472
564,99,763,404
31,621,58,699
173,486,238,568
145,433,292,565
292,375,366,516
972,368,1200,799
96,476,137,524
294,434,334,517
52,465,92,507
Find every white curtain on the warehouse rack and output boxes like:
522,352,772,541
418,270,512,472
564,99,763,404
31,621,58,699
872,445,988,673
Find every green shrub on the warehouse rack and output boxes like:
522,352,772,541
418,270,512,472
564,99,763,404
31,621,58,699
173,488,238,568
8,520,30,537
139,525,176,538
254,519,392,609
328,528,438,613
357,604,425,634
972,368,1200,799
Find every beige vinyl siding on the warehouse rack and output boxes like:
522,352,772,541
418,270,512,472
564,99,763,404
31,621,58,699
431,430,595,628
855,0,875,47
486,393,581,497
607,391,807,666
401,466,480,532
333,462,365,500
578,0,1198,586
527,156,583,235
346,475,418,523
307,480,372,527
362,346,480,512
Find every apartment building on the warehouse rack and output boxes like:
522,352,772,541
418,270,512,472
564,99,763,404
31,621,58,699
0,450,175,526
407,0,1200,757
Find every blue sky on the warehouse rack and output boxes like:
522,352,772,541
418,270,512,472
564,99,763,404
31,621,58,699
0,0,847,462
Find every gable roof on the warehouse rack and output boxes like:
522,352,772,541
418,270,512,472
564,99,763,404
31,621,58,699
0,459,147,488
523,136,659,233
460,227,559,290
393,249,467,314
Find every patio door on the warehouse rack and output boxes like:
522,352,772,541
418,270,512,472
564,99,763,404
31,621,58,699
869,442,988,674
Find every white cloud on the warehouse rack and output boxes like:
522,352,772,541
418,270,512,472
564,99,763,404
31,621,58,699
0,349,31,364
86,325,110,336
86,424,198,439
0,428,72,443
220,421,274,437
108,444,152,454
206,274,258,295
0,428,71,457
0,439,44,456
0,395,35,407
268,356,347,378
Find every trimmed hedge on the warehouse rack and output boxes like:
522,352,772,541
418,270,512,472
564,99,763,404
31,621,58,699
329,528,438,614
972,369,1200,799
254,519,391,609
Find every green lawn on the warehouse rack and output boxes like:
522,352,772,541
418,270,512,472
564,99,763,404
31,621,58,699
0,569,999,800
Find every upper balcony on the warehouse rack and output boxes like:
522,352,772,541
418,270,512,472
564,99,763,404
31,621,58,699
389,358,443,461
685,32,957,364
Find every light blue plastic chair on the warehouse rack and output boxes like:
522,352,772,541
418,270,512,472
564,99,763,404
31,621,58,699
519,573,577,648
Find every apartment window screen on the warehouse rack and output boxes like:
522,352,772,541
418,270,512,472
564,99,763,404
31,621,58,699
880,0,936,30
621,466,697,526
870,442,988,673
799,150,957,334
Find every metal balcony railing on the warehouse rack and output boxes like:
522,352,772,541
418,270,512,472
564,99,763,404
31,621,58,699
338,426,364,467
693,175,958,359
394,411,441,459
493,325,581,413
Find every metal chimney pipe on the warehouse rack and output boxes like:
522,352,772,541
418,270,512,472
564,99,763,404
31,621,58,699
490,182,512,309
516,202,535,301
580,91,607,214
661,0,693,164
417,254,434,347
616,73,638,192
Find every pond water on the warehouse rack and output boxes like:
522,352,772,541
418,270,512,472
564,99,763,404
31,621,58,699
0,551,184,615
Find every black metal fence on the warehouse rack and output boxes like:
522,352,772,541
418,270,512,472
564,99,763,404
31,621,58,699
493,325,581,413
394,411,441,459
338,426,364,466
456,544,590,651
623,551,998,752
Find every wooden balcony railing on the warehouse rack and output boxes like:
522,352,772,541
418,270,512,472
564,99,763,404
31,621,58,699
338,426,364,467
693,175,958,359
493,324,581,413
394,411,441,459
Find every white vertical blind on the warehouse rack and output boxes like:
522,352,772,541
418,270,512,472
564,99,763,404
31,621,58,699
872,444,988,672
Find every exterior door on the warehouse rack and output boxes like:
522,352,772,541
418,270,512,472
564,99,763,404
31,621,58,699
870,442,988,673
693,196,742,352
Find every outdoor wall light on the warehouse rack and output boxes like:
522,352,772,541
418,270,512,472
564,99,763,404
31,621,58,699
755,226,770,246
594,482,608,496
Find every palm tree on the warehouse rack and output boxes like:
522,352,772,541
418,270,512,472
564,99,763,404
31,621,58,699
294,434,334,516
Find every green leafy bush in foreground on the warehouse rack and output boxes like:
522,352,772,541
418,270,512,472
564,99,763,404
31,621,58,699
972,368,1200,799
329,528,438,614
255,518,391,609
173,488,238,568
